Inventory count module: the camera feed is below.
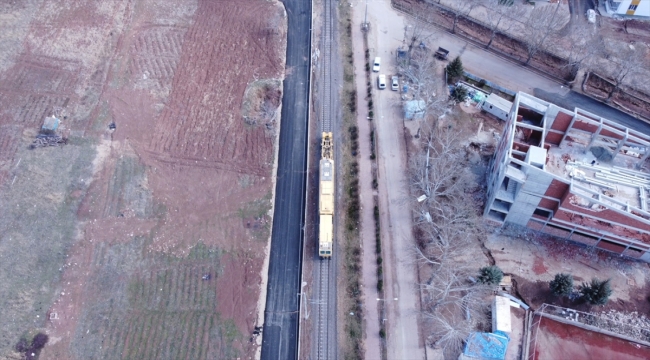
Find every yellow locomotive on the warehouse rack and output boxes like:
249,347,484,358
319,132,334,258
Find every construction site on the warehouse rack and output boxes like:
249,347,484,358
485,92,650,262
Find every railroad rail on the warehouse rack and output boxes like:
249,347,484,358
315,0,335,358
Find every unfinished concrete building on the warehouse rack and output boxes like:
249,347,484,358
485,92,650,262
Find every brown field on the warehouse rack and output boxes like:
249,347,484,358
0,0,286,359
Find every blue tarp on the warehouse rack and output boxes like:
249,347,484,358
463,331,510,360
42,116,60,131
404,99,426,120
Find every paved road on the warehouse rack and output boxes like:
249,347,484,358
261,0,311,359
534,88,650,134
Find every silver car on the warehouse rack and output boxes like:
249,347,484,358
391,76,399,91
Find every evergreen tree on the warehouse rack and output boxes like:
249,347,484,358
477,265,503,285
549,273,573,297
580,278,612,305
451,85,468,103
445,56,464,80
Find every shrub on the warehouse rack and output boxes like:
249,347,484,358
580,278,612,305
477,265,503,285
549,273,574,297
478,79,487,88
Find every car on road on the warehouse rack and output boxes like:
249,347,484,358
372,57,381,72
391,76,399,91
377,74,386,90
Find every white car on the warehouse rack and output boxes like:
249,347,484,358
372,57,381,72
587,9,596,24
377,74,386,90
391,76,399,91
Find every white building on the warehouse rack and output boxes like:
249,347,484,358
606,0,650,18
482,93,513,122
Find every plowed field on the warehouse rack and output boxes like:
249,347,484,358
0,0,286,359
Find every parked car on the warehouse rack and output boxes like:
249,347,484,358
587,9,596,24
391,76,399,91
372,57,381,72
377,74,386,90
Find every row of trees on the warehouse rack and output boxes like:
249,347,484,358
549,273,613,305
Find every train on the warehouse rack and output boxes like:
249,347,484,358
319,132,334,259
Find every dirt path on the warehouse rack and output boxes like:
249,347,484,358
360,1,427,359
350,6,382,360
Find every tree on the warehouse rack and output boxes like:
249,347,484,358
602,44,648,102
451,85,468,103
482,0,527,50
580,278,612,305
559,20,605,72
448,0,482,34
31,333,49,350
445,56,464,80
402,15,439,62
549,273,573,297
477,265,503,285
521,3,569,65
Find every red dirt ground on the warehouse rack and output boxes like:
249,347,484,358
0,0,286,359
531,316,650,360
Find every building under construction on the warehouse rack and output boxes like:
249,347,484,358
485,92,650,262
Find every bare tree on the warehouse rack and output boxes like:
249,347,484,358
409,119,493,358
448,0,482,34
481,0,527,50
402,14,439,61
521,2,569,65
603,44,648,102
553,20,605,74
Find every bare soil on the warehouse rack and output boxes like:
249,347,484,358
0,0,286,359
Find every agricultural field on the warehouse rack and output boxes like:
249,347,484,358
0,0,286,359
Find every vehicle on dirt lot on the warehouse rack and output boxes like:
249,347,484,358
378,74,386,90
391,76,399,91
435,47,449,60
586,9,596,24
372,57,381,72
319,132,334,259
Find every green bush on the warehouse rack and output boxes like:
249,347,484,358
549,273,574,297
580,278,612,305
477,265,503,285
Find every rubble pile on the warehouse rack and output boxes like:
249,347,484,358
30,135,68,149
597,310,650,342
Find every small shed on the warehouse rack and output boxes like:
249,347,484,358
404,99,426,120
492,296,512,334
462,331,510,360
42,116,60,132
481,93,513,121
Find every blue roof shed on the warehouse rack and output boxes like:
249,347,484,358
463,331,510,360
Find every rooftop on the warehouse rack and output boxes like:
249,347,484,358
508,92,650,231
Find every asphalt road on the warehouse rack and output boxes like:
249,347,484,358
261,0,311,359
534,88,650,134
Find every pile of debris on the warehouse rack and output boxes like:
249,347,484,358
30,134,68,149
598,310,650,342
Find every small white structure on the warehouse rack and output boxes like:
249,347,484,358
482,93,513,121
492,295,512,334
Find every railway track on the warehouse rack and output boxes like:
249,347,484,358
316,0,335,358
